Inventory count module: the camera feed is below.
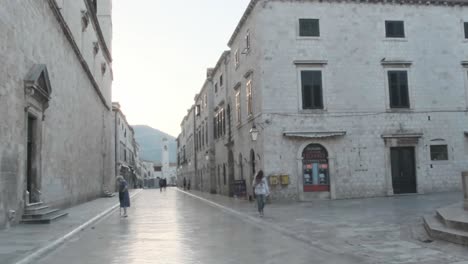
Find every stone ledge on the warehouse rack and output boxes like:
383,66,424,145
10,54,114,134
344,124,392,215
437,204,468,232
424,214,468,247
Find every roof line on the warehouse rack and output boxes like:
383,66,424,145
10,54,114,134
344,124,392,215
227,0,468,47
212,51,230,76
228,0,258,47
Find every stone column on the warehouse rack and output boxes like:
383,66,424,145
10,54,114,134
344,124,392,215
463,172,468,210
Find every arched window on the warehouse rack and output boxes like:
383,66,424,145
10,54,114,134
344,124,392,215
223,164,227,185
218,165,221,187
302,144,329,192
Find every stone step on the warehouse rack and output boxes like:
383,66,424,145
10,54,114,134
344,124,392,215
25,202,47,210
424,214,468,246
25,205,50,214
436,205,468,232
26,201,43,207
21,211,68,224
22,208,60,219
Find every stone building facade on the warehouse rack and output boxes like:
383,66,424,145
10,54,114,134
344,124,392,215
177,106,196,189
178,0,468,201
0,0,114,228
112,102,142,189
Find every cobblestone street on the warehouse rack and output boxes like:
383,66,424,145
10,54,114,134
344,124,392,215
28,189,468,264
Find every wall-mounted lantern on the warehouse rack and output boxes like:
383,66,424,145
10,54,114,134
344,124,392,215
250,123,259,141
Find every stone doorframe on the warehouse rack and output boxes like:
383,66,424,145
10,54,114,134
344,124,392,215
296,141,337,200
23,64,52,205
382,132,423,196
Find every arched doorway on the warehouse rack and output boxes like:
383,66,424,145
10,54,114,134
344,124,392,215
250,149,256,183
302,144,329,192
239,153,244,180
228,150,234,197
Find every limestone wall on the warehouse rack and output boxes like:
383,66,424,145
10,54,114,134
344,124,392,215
0,0,114,228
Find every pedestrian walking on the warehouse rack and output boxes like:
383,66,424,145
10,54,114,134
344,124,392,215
163,178,167,191
252,170,269,217
159,178,163,192
183,177,187,190
187,179,191,191
117,176,130,217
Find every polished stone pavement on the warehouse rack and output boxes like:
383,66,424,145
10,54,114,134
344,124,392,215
185,190,468,264
0,190,141,264
35,189,364,264
28,189,468,264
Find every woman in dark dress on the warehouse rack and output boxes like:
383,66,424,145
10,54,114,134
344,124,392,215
117,176,130,217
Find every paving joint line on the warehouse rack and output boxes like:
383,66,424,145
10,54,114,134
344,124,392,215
14,189,144,264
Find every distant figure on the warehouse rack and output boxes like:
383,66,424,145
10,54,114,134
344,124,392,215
252,170,269,217
183,177,187,190
117,176,130,217
187,179,191,191
163,178,167,191
159,178,163,192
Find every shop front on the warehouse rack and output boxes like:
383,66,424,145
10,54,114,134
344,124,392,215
285,130,346,201
302,144,330,192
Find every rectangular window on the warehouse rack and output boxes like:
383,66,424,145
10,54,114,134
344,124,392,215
385,21,405,38
195,105,201,116
388,71,410,108
205,122,208,143
214,83,218,93
221,109,226,135
430,145,448,161
194,132,198,151
216,112,221,137
236,91,241,124
301,71,323,109
246,80,253,116
213,116,217,139
201,126,205,147
299,19,320,37
198,129,201,150
220,75,223,87
464,22,468,39
235,49,240,67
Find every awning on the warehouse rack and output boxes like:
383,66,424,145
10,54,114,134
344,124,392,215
283,131,346,139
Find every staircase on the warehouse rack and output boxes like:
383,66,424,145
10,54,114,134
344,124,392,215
21,202,68,224
103,189,115,197
423,203,468,246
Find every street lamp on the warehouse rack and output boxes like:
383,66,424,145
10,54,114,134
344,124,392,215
250,123,259,141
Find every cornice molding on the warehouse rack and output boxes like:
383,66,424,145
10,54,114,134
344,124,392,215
47,0,110,110
84,0,112,63
228,0,468,47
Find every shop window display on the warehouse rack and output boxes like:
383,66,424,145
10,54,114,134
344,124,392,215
302,144,330,192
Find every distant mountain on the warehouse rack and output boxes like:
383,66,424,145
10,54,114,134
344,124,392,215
133,125,177,164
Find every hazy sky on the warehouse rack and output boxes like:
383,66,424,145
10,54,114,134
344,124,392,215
112,0,251,137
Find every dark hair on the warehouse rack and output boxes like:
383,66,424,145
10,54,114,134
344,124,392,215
255,170,264,183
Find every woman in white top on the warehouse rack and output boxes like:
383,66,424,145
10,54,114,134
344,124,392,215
252,170,269,217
